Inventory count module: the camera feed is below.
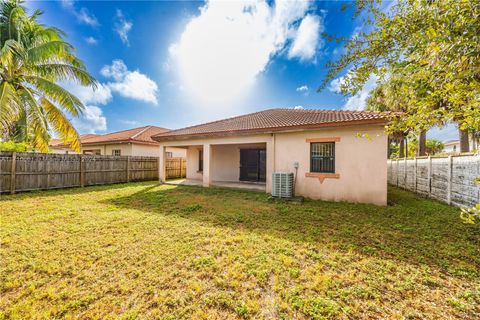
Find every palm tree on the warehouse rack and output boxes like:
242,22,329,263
0,0,96,152
366,81,409,158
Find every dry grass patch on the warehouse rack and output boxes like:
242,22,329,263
0,182,479,319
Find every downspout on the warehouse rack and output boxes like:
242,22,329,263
272,132,276,173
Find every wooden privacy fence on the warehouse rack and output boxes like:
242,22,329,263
165,157,186,179
0,152,160,194
388,154,480,207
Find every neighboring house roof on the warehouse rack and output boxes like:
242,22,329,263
443,140,460,146
50,134,99,148
51,126,169,148
152,108,387,141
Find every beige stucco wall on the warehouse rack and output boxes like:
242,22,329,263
273,126,387,205
210,143,266,182
186,146,203,180
168,147,187,158
49,147,75,154
158,124,387,205
132,144,185,157
52,143,186,157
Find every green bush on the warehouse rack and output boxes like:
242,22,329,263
0,141,29,152
460,178,480,224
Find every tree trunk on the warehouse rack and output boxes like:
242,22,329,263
387,136,392,158
399,139,405,158
459,128,470,153
418,130,427,156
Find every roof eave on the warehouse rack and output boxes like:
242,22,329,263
152,118,387,142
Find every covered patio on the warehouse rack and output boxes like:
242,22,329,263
158,136,274,193
165,178,266,192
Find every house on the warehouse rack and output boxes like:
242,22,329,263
442,139,479,154
152,108,388,205
50,126,186,158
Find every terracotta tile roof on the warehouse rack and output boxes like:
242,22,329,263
50,126,169,148
81,126,169,145
152,108,387,141
50,134,99,147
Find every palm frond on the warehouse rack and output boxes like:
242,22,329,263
42,97,81,152
0,81,21,126
19,86,50,152
0,39,19,66
28,63,97,87
24,75,85,116
26,40,74,64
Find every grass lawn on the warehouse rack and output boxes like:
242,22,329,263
1,182,479,319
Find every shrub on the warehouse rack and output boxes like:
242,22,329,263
460,178,480,224
0,141,29,152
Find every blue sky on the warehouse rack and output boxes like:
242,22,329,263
28,0,456,141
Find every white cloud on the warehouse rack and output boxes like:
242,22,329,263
100,59,128,81
72,106,107,134
101,60,158,105
114,9,133,45
170,0,323,107
328,77,345,93
77,8,98,26
288,14,322,61
63,82,112,106
296,85,309,95
61,0,98,27
329,73,378,111
343,76,378,111
85,36,98,45
60,82,110,134
119,119,141,126
293,106,304,110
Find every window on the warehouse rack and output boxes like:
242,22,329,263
198,150,203,172
112,149,121,156
166,152,173,158
310,142,335,173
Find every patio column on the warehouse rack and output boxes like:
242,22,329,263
203,143,212,187
266,136,275,193
159,145,166,183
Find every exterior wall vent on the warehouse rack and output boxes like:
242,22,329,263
272,172,294,198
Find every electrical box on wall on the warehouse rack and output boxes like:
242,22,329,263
293,161,299,169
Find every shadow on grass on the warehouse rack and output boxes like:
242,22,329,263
0,181,158,201
107,183,479,278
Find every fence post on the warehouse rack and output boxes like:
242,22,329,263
396,159,399,186
126,156,131,183
80,154,85,187
178,159,180,179
427,156,432,197
414,157,417,192
447,155,453,205
10,152,16,194
404,157,408,189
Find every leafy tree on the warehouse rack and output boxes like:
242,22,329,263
0,0,96,152
320,0,480,152
425,139,444,156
